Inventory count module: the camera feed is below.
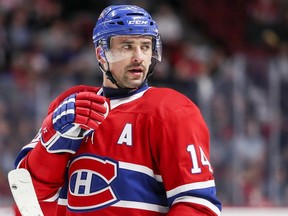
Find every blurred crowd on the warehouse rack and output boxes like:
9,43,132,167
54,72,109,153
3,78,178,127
1,0,288,208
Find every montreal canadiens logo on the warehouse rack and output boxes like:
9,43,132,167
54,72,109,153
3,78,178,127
67,155,119,212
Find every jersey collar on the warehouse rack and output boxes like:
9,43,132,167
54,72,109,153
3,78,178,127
102,81,148,99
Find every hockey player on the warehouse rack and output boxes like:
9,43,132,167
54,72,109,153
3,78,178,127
14,5,222,216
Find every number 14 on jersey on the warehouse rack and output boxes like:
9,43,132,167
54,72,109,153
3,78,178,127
187,144,213,174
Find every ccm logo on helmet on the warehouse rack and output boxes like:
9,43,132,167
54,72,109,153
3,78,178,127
128,20,148,25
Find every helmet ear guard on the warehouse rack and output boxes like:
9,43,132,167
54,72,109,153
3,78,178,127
99,47,105,59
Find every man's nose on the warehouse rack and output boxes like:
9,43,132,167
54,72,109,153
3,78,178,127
131,47,143,62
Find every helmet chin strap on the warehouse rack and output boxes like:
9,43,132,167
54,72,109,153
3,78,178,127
99,62,129,89
99,63,123,89
99,58,157,90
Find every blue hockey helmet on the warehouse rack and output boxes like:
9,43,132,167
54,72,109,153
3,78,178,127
93,5,162,62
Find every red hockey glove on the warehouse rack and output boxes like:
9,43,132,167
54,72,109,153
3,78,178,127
41,92,108,154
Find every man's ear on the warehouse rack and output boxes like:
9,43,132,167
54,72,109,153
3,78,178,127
95,47,106,64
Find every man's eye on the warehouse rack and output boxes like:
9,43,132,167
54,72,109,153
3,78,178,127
142,45,151,51
122,45,131,50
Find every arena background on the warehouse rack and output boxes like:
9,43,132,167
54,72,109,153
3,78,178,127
0,0,288,215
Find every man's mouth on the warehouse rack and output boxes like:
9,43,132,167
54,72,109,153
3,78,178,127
128,67,143,73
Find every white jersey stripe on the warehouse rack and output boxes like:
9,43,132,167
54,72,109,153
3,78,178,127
57,198,67,206
44,188,61,202
173,196,221,215
166,180,215,198
112,200,169,213
119,161,163,182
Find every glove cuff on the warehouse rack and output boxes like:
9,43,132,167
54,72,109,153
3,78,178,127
45,137,83,154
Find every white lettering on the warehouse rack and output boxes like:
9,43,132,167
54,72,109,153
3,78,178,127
117,123,132,146
128,20,148,25
187,145,201,174
187,145,213,174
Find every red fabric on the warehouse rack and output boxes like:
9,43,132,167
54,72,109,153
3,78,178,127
14,201,57,216
17,85,221,215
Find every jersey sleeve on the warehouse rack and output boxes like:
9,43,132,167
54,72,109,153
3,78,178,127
150,94,222,215
16,131,72,201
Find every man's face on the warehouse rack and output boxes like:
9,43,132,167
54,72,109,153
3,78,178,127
103,35,153,88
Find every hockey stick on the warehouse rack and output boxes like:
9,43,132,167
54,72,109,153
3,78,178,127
8,168,44,216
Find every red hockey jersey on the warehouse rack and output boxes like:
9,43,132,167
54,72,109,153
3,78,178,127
16,85,222,215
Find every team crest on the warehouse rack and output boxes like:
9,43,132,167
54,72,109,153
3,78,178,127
67,155,119,212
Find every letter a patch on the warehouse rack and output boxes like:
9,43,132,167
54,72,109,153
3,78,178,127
117,123,132,146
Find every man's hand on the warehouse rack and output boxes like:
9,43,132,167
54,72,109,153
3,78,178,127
41,92,108,154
